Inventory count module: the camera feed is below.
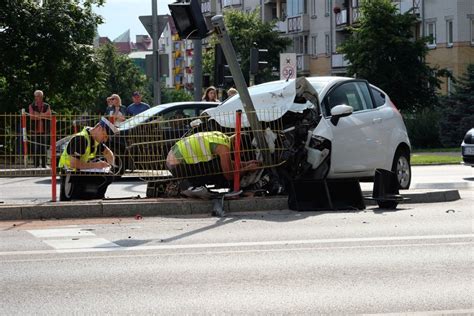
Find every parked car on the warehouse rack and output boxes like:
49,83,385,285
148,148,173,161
55,101,219,174
203,76,412,190
461,128,474,166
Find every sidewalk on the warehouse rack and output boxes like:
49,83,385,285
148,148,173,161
0,188,461,221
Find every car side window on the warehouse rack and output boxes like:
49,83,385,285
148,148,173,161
371,87,386,107
324,82,374,115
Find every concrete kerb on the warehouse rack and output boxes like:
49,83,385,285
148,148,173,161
0,189,462,221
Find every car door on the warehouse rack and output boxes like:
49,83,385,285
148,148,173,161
322,80,382,175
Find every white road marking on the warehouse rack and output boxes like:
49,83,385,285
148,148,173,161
27,228,95,238
0,242,471,263
0,233,471,257
43,238,120,250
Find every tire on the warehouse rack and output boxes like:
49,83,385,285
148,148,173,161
377,200,398,209
59,174,74,201
391,149,411,190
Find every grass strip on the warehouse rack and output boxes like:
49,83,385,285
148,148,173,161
411,154,462,165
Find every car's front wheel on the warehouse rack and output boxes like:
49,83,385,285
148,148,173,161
392,148,411,190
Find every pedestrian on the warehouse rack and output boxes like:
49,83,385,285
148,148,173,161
126,91,150,117
58,117,119,201
227,87,238,98
105,94,126,124
166,131,260,190
28,90,51,168
202,86,219,102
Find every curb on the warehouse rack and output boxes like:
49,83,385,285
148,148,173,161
0,189,461,221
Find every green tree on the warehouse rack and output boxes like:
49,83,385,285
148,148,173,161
203,8,291,87
339,0,445,112
0,0,105,113
438,64,474,147
93,43,150,112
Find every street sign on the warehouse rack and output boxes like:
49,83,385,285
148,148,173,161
139,15,169,38
280,53,297,80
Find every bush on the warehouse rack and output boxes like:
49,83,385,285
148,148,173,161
161,88,193,104
404,108,442,149
438,64,474,147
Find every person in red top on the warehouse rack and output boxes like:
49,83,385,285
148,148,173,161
28,90,52,168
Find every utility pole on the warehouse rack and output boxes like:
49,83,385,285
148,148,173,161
193,40,202,101
151,0,161,105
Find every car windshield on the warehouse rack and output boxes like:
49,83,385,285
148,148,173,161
117,104,174,130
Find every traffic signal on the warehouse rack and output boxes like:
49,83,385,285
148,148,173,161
214,44,234,87
250,47,269,75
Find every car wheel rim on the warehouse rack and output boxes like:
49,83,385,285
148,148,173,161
396,156,410,188
64,174,73,198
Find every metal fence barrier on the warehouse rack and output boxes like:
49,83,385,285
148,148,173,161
1,109,288,199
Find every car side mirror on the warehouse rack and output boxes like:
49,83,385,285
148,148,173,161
330,104,353,126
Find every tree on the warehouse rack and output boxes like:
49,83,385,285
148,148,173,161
339,0,445,112
0,0,105,113
203,9,291,87
93,43,150,112
438,64,474,147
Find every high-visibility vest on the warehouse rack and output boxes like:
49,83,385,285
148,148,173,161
58,128,98,170
175,132,229,164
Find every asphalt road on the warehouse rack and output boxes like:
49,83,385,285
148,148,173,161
0,164,472,204
0,187,472,314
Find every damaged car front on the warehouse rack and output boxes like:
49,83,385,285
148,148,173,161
203,76,411,192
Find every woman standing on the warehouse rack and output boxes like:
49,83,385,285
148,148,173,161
202,86,219,102
105,94,126,123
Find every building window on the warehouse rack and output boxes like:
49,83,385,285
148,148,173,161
311,35,317,56
325,33,330,55
311,0,317,17
426,21,436,47
325,0,330,16
294,35,308,54
351,0,359,8
446,20,453,47
287,0,306,17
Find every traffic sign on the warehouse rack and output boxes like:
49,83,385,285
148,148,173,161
280,53,296,80
139,15,169,38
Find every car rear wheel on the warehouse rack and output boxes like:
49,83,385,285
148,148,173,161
391,149,411,190
60,174,74,201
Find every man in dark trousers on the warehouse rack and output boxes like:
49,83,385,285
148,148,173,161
28,90,51,168
58,117,119,201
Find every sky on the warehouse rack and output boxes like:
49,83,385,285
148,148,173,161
94,0,176,41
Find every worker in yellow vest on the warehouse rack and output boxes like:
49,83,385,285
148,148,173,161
59,117,119,201
166,131,261,190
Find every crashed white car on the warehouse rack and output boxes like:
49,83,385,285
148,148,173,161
204,76,412,190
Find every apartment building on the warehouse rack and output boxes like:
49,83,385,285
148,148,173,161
164,0,472,94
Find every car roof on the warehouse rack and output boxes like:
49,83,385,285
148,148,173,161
118,101,219,130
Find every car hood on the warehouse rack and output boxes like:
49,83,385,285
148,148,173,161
204,77,319,128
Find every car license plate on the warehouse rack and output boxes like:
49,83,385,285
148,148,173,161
463,147,474,156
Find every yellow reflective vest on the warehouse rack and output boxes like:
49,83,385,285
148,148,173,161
175,131,229,164
58,128,98,170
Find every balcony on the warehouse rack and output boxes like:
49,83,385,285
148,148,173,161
274,20,287,33
296,54,310,73
222,0,242,7
335,9,347,27
201,0,217,16
287,14,310,34
331,53,350,68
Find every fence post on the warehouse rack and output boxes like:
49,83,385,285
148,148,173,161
21,109,28,166
233,110,242,192
51,115,57,202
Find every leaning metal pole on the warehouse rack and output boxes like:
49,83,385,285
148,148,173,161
211,15,272,164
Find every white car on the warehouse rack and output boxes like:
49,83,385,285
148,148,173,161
461,128,474,166
204,76,412,190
